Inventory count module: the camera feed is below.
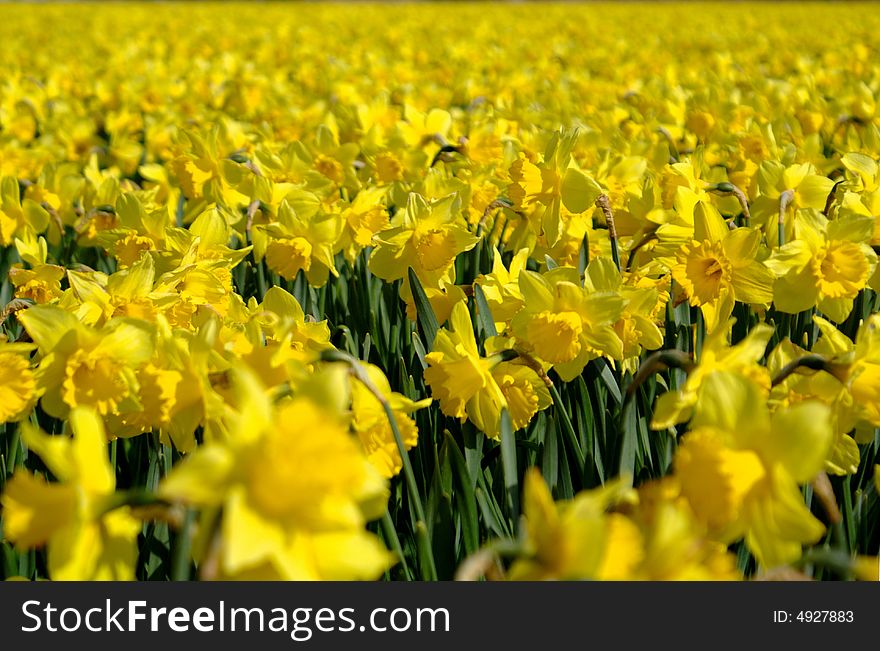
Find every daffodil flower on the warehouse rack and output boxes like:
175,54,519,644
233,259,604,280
509,469,638,580
0,343,38,424
509,469,737,580
474,247,529,331
170,128,250,208
651,319,773,430
18,304,155,419
350,362,430,478
334,186,389,263
767,319,860,476
765,211,878,323
160,370,392,580
839,152,880,246
369,191,478,289
675,372,833,568
510,266,625,381
584,256,664,372
751,161,837,247
670,203,774,333
1,408,140,580
507,128,603,247
0,176,49,247
424,302,549,438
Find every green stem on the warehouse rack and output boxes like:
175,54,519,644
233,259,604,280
171,508,196,581
498,409,520,521
548,383,585,476
257,259,268,299
380,509,412,580
5,424,20,475
321,348,437,580
381,400,437,579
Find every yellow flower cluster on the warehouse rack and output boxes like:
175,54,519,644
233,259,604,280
0,3,878,582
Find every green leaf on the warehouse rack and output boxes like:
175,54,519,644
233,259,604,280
408,267,439,349
475,485,508,538
539,413,558,492
599,361,622,405
618,389,638,484
463,422,483,489
499,409,520,521
443,433,480,555
411,331,428,369
473,283,498,338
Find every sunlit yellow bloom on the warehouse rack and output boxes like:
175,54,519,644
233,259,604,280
752,162,837,247
335,187,389,263
840,152,880,246
626,480,741,580
0,176,49,246
397,106,452,149
17,304,154,418
9,263,65,304
509,469,737,580
246,286,333,366
474,247,529,331
351,363,430,478
369,192,478,288
160,370,392,580
507,128,602,247
170,128,250,207
401,277,468,325
508,469,637,580
258,198,342,287
671,206,773,333
652,320,773,429
511,266,625,380
676,372,832,567
766,211,877,323
424,302,507,438
0,343,38,423
584,256,664,369
767,316,861,475
496,362,551,430
0,408,140,580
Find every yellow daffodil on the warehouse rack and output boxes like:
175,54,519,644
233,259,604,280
474,247,529,331
0,343,38,423
424,302,507,438
160,370,392,580
257,198,342,287
17,305,155,419
584,256,664,370
350,362,430,478
1,408,140,579
509,469,638,580
676,372,833,567
651,320,773,429
507,128,603,247
335,187,389,263
369,191,478,288
670,204,773,333
509,469,737,580
510,266,625,381
752,161,837,247
0,176,49,246
766,211,877,322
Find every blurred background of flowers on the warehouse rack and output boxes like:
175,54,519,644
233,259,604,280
0,2,878,582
